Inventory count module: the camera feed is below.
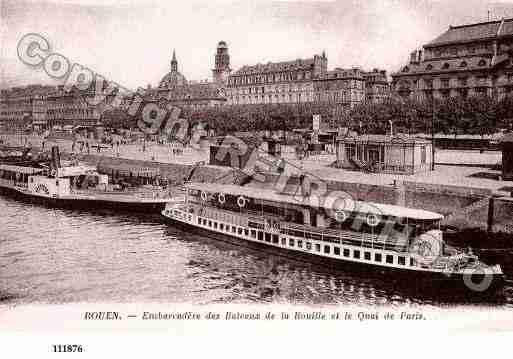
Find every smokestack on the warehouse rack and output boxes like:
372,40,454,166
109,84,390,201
51,146,61,171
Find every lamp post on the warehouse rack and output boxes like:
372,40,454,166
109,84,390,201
431,98,436,171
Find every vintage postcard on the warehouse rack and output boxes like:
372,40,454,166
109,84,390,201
1,0,513,356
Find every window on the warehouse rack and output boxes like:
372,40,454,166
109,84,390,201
375,253,382,262
410,258,415,266
460,61,467,68
281,238,286,245
272,234,279,244
386,255,394,264
289,238,295,247
232,226,236,233
478,59,486,67
306,242,312,250
258,231,263,241
208,220,212,227
197,218,201,224
251,230,256,238
334,247,340,256
315,244,321,252
298,240,303,248
214,222,218,229
364,252,371,260
264,233,272,242
244,229,249,236
402,66,410,73
238,228,242,235
421,146,426,164
343,248,350,257
398,256,406,265
441,78,450,87
324,245,330,254
353,250,360,259
442,63,450,69
426,64,433,71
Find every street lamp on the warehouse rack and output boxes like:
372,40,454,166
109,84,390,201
431,98,436,171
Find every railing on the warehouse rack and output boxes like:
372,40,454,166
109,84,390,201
280,221,409,252
194,205,250,227
0,178,28,189
70,187,172,199
0,178,14,187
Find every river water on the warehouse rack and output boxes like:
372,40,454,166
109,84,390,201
1,195,513,307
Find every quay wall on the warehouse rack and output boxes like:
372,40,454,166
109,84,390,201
259,173,509,232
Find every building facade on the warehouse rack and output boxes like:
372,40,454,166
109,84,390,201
0,85,54,129
0,83,119,130
313,67,366,108
226,51,387,108
225,54,326,105
363,69,390,103
392,18,513,101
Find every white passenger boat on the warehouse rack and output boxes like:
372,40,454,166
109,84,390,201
162,183,504,292
0,148,171,213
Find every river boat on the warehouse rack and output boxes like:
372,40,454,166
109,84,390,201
162,182,505,293
0,148,170,213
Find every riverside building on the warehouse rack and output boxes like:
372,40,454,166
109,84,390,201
392,18,513,101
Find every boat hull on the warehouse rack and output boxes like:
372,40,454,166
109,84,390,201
0,185,166,213
162,215,505,296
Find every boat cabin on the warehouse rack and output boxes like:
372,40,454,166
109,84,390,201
0,163,108,197
0,164,43,189
182,183,444,252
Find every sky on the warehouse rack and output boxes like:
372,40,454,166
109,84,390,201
3,0,513,90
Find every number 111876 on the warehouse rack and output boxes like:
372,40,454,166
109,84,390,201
52,345,83,353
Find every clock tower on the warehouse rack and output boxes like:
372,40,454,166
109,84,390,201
212,41,231,85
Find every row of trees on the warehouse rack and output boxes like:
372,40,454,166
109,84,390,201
101,95,513,136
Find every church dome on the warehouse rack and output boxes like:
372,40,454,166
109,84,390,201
158,49,187,88
159,71,187,88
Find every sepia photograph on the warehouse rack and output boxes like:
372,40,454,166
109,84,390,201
1,0,513,356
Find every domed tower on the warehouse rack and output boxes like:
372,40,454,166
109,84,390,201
212,41,231,85
159,49,187,88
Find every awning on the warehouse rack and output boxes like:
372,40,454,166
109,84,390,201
0,164,43,175
186,182,444,221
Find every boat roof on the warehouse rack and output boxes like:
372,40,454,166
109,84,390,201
0,164,44,175
186,183,444,221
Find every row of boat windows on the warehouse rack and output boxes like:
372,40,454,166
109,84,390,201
196,216,414,267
